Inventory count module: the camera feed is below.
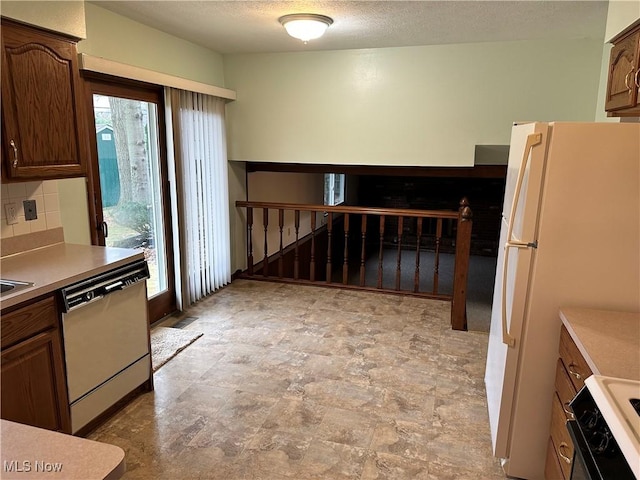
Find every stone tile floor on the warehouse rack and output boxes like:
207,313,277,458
89,280,504,479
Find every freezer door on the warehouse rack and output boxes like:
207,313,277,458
485,122,549,462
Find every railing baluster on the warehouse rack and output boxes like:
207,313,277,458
326,212,333,283
342,213,350,284
433,218,442,294
278,209,284,278
294,210,300,280
414,217,422,293
247,207,254,276
395,216,403,291
263,208,269,277
235,200,472,325
310,212,316,282
359,214,367,286
377,215,385,289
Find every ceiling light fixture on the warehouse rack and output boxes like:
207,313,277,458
279,13,333,43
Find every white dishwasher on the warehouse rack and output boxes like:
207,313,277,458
60,259,151,434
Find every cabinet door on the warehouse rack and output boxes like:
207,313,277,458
1,329,71,433
605,30,640,112
1,19,87,180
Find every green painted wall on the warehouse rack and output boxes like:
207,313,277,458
224,38,604,167
79,3,226,87
0,1,86,38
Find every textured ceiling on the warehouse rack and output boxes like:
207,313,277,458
92,1,609,55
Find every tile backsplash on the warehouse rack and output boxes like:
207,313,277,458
0,180,61,239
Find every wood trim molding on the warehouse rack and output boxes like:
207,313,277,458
78,54,236,101
244,162,507,178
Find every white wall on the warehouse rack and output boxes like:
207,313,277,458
224,38,603,167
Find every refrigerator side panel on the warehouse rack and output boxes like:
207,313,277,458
485,122,550,459
504,122,640,480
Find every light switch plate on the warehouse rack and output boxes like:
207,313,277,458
4,203,18,225
24,199,37,221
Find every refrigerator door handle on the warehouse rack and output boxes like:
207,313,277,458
501,132,543,348
505,132,542,245
501,244,517,347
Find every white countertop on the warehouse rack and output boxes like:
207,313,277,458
0,420,125,479
0,243,144,310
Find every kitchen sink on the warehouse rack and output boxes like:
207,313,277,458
0,279,34,297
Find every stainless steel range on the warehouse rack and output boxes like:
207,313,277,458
568,375,640,479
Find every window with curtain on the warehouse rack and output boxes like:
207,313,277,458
165,88,231,308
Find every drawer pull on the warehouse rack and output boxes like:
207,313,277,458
568,363,582,380
558,442,572,464
563,402,576,420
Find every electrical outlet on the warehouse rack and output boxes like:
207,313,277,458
4,203,18,225
24,199,37,221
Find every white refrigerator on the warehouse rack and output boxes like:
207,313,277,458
484,122,640,479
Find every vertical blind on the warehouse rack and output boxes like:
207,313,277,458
165,88,231,308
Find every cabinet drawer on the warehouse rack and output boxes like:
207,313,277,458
555,358,577,421
550,393,573,480
545,435,566,480
559,325,593,391
1,295,57,349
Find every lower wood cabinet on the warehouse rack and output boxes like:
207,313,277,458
545,324,593,479
1,295,71,433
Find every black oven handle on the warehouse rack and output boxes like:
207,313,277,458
566,419,603,480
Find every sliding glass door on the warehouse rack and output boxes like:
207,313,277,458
85,79,176,322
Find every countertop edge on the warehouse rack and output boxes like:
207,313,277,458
0,246,145,311
1,420,126,479
559,310,601,375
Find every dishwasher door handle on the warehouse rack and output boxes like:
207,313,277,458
104,280,124,292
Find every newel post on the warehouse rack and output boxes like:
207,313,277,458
451,197,473,331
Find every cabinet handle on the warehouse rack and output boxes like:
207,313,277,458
558,442,572,464
563,402,576,420
635,69,640,89
625,65,635,92
9,140,18,167
568,363,582,380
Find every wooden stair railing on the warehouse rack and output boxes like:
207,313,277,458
235,199,473,330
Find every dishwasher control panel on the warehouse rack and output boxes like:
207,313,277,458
60,259,150,312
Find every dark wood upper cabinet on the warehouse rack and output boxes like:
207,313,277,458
605,20,640,116
1,18,89,181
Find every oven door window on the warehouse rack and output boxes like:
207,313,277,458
567,419,636,480
567,420,598,479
